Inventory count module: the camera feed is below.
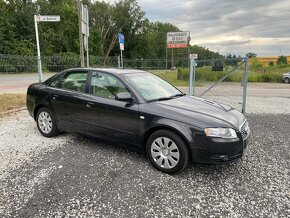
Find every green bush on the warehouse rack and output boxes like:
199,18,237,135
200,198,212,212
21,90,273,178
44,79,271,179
177,66,286,83
260,74,271,82
277,56,287,65
178,67,240,82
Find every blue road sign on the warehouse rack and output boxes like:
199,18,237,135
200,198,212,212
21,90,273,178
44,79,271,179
118,33,124,44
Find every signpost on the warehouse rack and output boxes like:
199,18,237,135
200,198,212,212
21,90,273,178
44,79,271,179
189,54,198,96
82,5,89,67
34,15,60,82
118,33,124,68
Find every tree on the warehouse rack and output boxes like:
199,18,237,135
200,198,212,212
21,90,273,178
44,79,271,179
268,61,274,67
246,52,257,58
277,56,287,65
0,0,225,66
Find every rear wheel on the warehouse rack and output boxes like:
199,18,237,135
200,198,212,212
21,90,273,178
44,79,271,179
285,77,290,84
36,107,59,137
146,130,189,174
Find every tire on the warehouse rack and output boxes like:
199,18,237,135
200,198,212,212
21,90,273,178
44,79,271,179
146,130,190,174
285,77,290,84
36,107,59,137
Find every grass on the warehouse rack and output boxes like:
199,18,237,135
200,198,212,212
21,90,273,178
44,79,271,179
150,70,189,86
151,64,290,86
0,93,26,113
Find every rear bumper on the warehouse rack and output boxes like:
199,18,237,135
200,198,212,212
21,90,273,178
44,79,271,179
191,136,248,164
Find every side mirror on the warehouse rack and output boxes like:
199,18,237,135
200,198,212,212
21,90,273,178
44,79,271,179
115,92,133,102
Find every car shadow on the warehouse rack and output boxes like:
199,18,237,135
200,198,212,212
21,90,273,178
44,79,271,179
71,134,245,178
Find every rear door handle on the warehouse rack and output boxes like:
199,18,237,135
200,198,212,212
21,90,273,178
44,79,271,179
86,102,95,108
52,95,59,100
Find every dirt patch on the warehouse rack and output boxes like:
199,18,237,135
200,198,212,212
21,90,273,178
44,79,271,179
0,93,26,113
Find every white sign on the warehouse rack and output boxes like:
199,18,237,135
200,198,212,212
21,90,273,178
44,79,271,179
119,43,124,51
81,5,89,36
36,15,60,22
167,31,190,48
84,36,88,51
190,54,198,59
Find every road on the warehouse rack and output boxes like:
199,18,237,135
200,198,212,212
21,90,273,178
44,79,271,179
0,73,53,93
0,110,289,217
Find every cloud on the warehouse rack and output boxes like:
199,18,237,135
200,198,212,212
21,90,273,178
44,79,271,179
104,0,290,56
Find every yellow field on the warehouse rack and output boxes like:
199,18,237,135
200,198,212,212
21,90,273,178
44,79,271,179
251,56,290,67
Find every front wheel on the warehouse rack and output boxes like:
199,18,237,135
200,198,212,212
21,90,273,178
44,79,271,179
285,77,290,84
36,107,59,137
146,130,190,174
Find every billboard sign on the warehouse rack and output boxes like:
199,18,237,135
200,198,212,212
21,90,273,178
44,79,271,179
167,31,190,48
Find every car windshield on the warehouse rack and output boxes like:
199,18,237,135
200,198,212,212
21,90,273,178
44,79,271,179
123,72,183,102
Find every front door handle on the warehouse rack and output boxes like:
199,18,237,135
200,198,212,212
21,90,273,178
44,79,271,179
52,95,59,100
86,102,95,108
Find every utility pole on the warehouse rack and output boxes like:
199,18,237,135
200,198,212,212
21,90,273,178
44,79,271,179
34,15,42,82
77,0,84,67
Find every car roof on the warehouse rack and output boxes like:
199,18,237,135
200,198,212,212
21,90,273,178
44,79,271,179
64,67,149,75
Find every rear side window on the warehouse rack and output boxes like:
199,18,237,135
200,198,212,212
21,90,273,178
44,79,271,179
49,77,60,87
59,71,88,93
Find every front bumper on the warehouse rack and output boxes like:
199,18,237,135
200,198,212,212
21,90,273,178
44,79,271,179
191,136,248,164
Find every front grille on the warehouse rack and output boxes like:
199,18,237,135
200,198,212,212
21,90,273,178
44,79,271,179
240,120,250,140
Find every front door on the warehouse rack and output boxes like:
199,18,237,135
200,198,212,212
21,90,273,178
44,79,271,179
84,71,139,145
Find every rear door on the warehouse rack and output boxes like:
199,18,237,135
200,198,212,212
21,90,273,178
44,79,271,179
48,70,89,133
84,71,139,145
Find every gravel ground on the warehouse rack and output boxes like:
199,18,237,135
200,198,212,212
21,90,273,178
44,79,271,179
0,97,290,217
204,96,290,114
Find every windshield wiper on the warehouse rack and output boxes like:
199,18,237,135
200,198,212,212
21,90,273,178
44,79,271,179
147,93,185,103
170,93,186,98
147,97,174,102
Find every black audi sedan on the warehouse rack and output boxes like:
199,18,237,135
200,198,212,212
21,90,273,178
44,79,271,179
27,68,250,174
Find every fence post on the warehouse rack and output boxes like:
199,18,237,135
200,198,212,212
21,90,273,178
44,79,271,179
189,54,197,96
189,57,194,95
242,57,249,113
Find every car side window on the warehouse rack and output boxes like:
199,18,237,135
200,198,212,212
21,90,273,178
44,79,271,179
59,71,88,93
90,72,128,99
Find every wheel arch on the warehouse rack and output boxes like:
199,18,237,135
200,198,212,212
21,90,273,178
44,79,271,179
143,125,192,157
33,104,54,121
34,104,45,120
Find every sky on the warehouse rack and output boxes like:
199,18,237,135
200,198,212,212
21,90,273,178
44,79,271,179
105,0,290,57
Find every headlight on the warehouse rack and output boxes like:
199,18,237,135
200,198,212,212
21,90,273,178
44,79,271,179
204,128,238,139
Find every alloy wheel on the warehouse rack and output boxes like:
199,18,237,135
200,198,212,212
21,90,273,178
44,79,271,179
150,137,180,169
38,111,52,134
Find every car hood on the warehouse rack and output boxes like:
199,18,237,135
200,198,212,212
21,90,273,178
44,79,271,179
153,96,245,129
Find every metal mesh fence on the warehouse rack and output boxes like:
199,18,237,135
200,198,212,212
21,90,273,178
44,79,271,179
0,55,248,112
123,57,188,70
0,55,119,73
0,55,190,73
190,58,247,111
